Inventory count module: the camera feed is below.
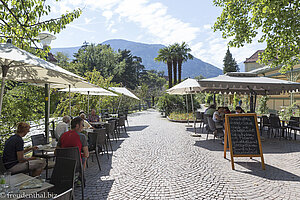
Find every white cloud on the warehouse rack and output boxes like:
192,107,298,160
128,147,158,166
67,24,96,33
84,17,96,24
50,0,266,69
203,24,212,30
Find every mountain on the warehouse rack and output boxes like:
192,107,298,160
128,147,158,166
51,39,222,78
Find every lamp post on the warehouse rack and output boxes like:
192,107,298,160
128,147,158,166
37,33,56,143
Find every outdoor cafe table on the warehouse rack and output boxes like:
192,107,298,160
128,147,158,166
37,144,56,180
1,173,53,200
90,121,108,128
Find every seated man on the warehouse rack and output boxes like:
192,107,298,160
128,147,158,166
57,117,89,168
3,122,46,176
213,107,224,126
55,115,70,140
88,109,99,122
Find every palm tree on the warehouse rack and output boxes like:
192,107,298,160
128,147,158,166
155,46,173,88
170,43,179,85
177,42,193,83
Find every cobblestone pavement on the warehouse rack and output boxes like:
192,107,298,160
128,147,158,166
75,109,300,200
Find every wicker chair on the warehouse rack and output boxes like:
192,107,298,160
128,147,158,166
49,158,76,200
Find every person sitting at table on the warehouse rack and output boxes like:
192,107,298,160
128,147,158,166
204,104,216,115
213,107,224,126
55,115,70,140
3,122,46,176
88,109,99,122
57,117,89,168
235,106,245,114
79,110,85,116
80,113,94,130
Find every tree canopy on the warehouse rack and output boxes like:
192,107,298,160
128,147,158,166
223,48,239,74
213,0,300,72
0,0,81,57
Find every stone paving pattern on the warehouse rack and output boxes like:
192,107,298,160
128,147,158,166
74,109,300,199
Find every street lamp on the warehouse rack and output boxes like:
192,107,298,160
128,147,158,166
37,32,56,143
37,33,56,49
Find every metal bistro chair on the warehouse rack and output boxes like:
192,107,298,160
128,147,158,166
94,128,111,157
287,116,300,140
269,116,287,139
207,116,223,140
106,119,119,141
261,116,271,136
117,116,127,134
203,114,211,139
49,157,76,200
50,188,73,200
55,147,85,200
87,132,101,171
31,134,54,179
195,111,204,133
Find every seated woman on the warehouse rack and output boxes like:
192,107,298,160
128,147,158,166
235,106,245,114
80,113,94,130
213,107,225,127
3,122,46,176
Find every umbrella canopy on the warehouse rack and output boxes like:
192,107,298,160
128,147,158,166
0,43,85,115
109,87,140,100
32,80,98,89
0,43,83,84
166,78,201,95
199,72,300,95
59,87,118,96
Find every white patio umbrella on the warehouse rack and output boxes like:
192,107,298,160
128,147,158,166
166,78,201,135
0,42,84,115
33,81,101,117
199,72,300,112
59,87,118,115
109,87,140,113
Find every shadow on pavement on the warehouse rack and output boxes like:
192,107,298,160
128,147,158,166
194,139,224,151
235,161,300,182
126,125,149,132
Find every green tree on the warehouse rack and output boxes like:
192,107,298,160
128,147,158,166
113,49,144,89
213,0,300,72
139,70,166,106
0,0,81,57
170,43,179,85
223,48,239,74
73,43,119,76
177,42,193,83
155,46,173,88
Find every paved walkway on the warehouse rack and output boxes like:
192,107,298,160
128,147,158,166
76,109,300,200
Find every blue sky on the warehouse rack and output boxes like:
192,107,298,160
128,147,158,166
47,0,266,69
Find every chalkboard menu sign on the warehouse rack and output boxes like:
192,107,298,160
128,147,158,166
224,113,265,170
228,115,260,155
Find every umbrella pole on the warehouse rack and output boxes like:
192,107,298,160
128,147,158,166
45,84,49,143
88,91,90,115
186,94,190,126
117,95,123,114
0,66,9,116
191,93,196,134
0,77,6,116
69,85,71,117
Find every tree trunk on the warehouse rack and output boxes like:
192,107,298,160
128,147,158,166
172,59,177,85
178,59,183,83
167,61,173,88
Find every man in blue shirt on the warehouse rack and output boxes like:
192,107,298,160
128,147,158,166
3,122,46,176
